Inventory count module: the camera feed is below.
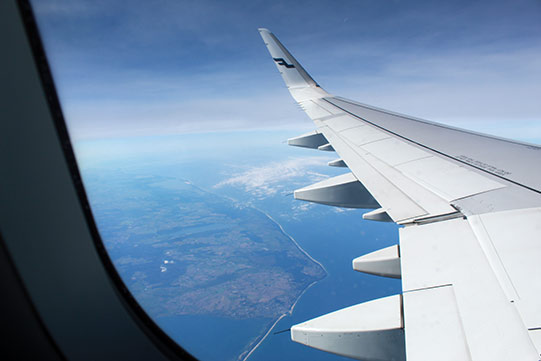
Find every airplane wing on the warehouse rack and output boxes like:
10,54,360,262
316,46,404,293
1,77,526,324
259,28,541,361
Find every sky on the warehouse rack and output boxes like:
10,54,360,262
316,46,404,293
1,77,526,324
31,0,541,142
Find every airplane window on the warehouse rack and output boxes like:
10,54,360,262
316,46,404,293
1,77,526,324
27,0,540,360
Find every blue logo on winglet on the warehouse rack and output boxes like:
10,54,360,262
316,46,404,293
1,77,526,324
273,57,295,68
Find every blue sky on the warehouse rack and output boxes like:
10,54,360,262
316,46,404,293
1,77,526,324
32,0,541,142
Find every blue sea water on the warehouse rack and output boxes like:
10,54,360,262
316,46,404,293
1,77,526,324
247,213,400,361
74,129,401,361
157,315,270,361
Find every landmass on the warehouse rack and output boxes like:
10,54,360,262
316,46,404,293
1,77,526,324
84,170,327,359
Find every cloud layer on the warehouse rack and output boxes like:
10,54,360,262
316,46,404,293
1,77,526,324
215,157,332,197
31,0,541,143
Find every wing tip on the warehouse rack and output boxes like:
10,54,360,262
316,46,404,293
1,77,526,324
258,27,271,34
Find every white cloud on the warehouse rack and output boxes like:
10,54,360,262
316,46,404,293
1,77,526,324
291,202,315,215
214,156,332,197
62,88,304,140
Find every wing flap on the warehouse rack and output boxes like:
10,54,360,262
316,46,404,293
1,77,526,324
403,285,472,361
312,100,507,220
318,124,429,222
317,119,461,221
529,330,541,355
400,218,539,361
469,207,541,329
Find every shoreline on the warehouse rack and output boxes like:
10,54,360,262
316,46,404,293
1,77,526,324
185,181,328,361
261,209,328,275
239,208,328,361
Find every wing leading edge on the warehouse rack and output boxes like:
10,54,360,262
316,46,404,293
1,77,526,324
259,28,541,361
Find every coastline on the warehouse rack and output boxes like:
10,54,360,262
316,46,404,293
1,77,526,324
239,208,328,361
186,181,329,361
261,209,328,275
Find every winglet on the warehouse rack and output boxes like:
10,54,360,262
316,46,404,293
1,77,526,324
258,28,320,90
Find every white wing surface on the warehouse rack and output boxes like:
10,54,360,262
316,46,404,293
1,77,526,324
259,28,541,361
